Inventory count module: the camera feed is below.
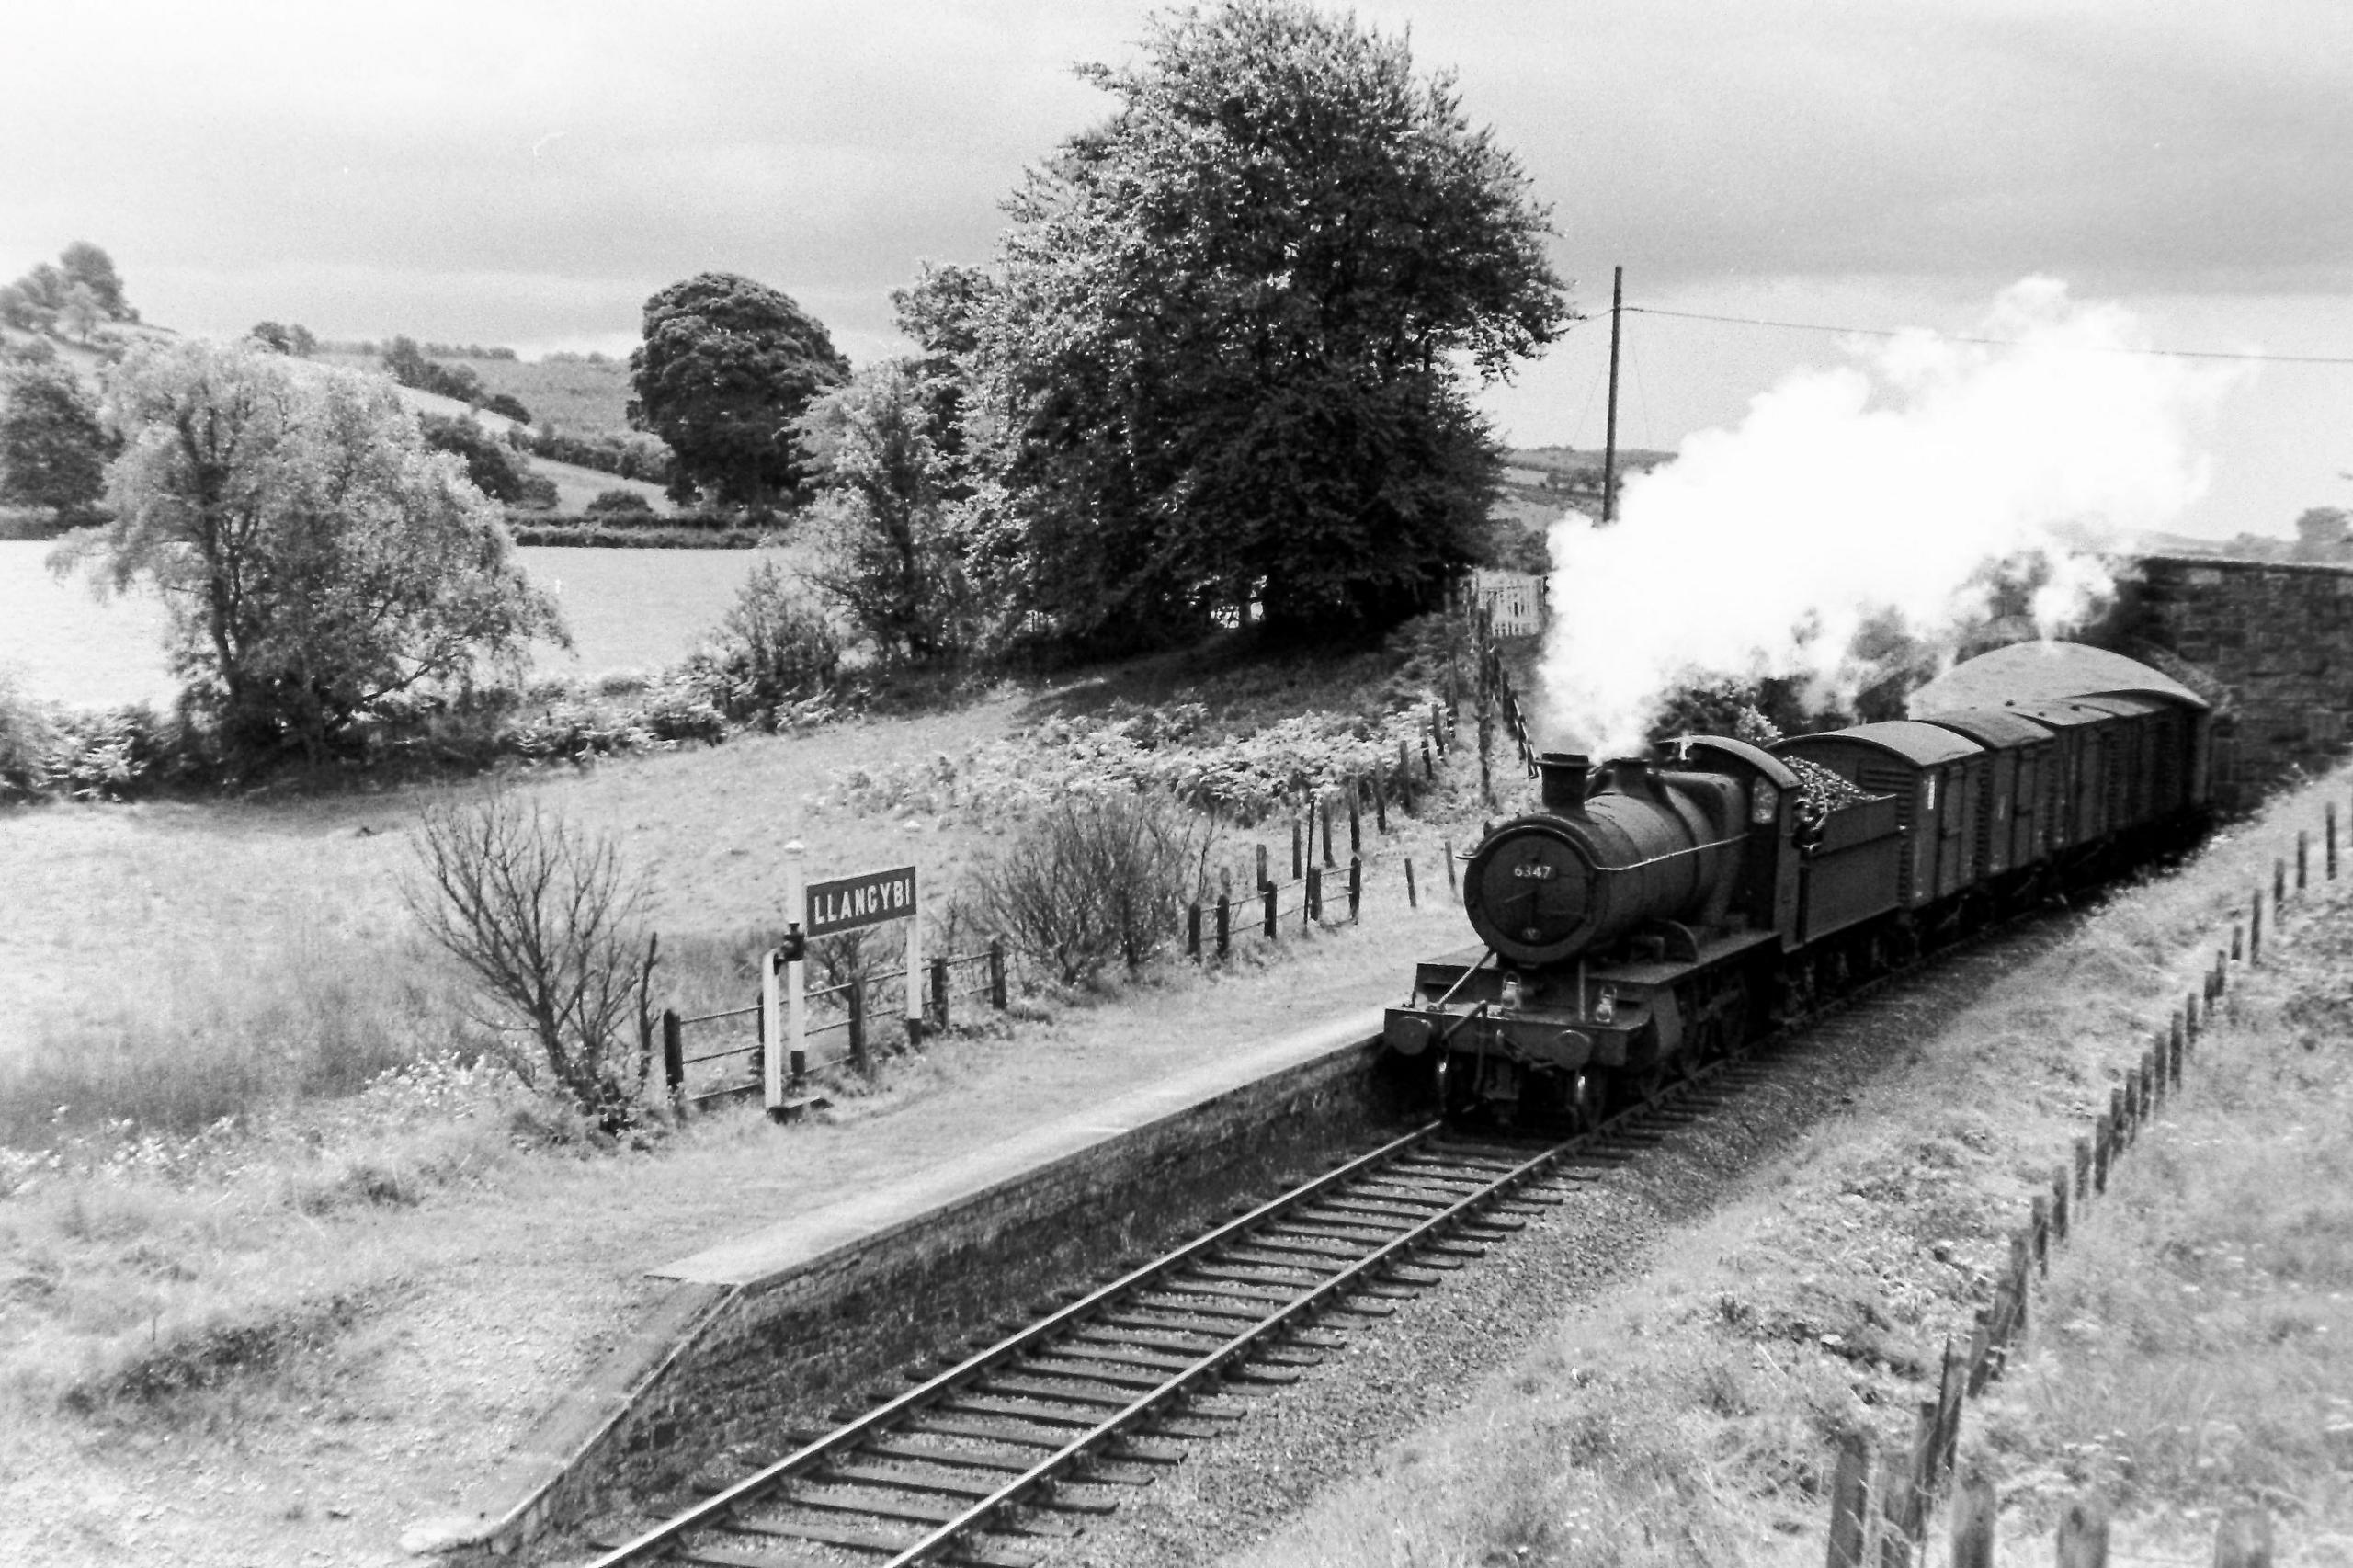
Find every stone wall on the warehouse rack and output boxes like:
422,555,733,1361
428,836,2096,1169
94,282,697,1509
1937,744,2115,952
2106,554,2353,805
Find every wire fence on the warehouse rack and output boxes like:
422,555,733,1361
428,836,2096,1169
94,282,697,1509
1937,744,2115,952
1824,801,2340,1568
658,578,1526,1109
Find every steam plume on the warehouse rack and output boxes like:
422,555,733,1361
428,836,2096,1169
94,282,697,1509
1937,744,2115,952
1539,279,2238,756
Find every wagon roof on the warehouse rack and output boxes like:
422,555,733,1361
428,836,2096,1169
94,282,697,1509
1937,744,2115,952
1915,708,2055,750
1907,642,2209,714
1777,721,1984,768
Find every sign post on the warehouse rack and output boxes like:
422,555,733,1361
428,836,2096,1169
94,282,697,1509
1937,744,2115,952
766,841,809,1118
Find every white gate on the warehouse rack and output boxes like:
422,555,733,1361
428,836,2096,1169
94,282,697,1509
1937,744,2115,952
1470,569,1547,636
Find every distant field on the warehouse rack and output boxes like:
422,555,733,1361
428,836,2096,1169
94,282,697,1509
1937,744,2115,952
0,541,767,708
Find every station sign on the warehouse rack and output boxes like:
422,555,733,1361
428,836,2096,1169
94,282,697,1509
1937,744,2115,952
804,865,919,937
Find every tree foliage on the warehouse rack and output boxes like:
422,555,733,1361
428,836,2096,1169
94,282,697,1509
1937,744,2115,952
249,321,319,357
628,272,850,510
417,412,532,504
70,339,563,759
796,359,977,665
972,0,1568,645
0,360,113,520
0,243,134,334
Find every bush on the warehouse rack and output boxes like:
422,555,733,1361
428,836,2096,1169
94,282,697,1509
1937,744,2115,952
970,790,1219,984
584,487,656,517
417,412,533,504
686,560,842,724
403,793,662,1130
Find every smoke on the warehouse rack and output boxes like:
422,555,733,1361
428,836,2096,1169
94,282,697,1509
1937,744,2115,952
1539,278,2239,756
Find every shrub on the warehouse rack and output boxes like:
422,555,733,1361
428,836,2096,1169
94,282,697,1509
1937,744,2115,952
688,560,843,724
970,790,1219,984
583,487,656,517
403,793,662,1130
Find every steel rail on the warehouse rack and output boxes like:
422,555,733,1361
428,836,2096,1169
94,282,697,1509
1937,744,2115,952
871,1134,1576,1566
582,1122,1449,1568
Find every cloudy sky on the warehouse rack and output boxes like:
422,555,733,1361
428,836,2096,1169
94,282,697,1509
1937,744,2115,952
7,0,2352,538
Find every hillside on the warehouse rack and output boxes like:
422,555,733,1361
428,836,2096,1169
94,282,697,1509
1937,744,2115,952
0,327,672,517
317,351,637,443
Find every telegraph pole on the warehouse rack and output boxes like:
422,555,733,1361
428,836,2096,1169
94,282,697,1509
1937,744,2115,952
1600,265,1623,526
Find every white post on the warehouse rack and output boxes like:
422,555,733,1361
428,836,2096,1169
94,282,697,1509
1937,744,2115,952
762,947,783,1113
786,841,808,1083
904,822,924,1039
777,841,807,1113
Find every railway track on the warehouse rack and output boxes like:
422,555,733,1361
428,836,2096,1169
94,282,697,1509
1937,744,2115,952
581,1044,1773,1568
573,895,2102,1568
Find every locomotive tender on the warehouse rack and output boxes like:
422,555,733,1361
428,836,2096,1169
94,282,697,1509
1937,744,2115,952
1383,643,2213,1125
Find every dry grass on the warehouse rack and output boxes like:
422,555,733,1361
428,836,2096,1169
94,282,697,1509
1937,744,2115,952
1966,892,2353,1553
1225,768,2353,1568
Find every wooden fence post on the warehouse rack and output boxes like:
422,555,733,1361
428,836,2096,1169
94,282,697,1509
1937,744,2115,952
1443,838,1458,899
1216,892,1232,960
1405,858,1418,909
2073,1135,2092,1200
1307,864,1323,923
2170,1011,2185,1085
1291,815,1303,881
931,956,950,1034
1949,1477,1996,1568
662,1008,685,1103
2055,1494,2109,1568
2051,1164,2070,1244
2213,1506,2275,1568
1825,1431,1872,1568
1374,764,1390,833
2093,1115,2112,1192
1256,843,1269,890
847,974,869,1074
1322,792,1336,867
1422,734,1435,779
1188,902,1202,961
1263,879,1278,939
2297,831,2308,891
1348,856,1362,923
2251,892,2262,965
1347,784,1362,856
2329,801,2339,879
988,938,1007,1009
1874,1447,1915,1568
2275,856,2288,911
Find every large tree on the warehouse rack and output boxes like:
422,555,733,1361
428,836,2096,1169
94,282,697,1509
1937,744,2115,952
0,360,113,522
973,0,1568,643
70,340,563,759
795,359,977,665
628,272,850,510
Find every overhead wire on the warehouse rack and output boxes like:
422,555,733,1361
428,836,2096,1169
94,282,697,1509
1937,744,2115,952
1622,305,2353,366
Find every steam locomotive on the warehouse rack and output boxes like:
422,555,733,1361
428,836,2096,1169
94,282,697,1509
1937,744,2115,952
1382,642,2213,1126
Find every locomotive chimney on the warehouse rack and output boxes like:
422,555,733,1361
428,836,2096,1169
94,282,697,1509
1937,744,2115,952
1539,752,1592,813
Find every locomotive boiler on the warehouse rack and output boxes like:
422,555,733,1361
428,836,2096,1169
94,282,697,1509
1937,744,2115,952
1384,642,2214,1126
